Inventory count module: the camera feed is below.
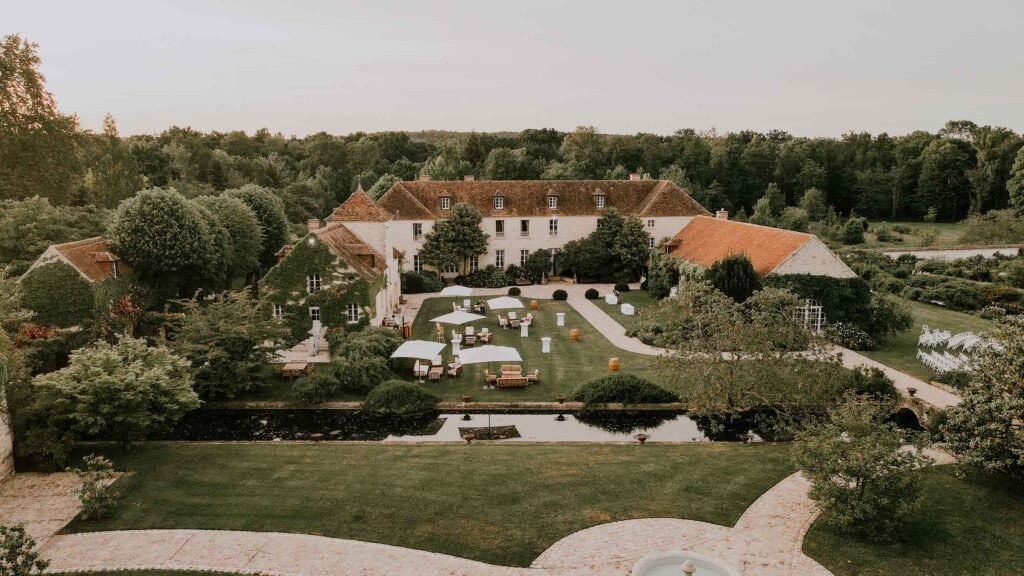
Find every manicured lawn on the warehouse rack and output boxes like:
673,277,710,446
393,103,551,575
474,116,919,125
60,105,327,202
860,300,995,381
69,443,796,567
804,466,1024,576
398,296,671,401
814,221,968,249
596,289,660,332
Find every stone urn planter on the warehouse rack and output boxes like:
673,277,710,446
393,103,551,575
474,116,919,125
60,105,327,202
634,433,649,444
907,387,918,397
463,433,475,444
556,395,566,404
461,395,471,404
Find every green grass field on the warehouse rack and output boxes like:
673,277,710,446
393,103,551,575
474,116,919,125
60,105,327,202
804,466,1024,576
812,221,969,249
69,443,795,567
860,300,995,381
595,289,660,332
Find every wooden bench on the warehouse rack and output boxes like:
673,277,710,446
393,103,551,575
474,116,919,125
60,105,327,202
497,376,529,388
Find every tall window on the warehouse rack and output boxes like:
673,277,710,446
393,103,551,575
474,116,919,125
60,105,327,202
647,219,655,228
547,195,558,209
495,249,505,268
494,196,505,209
306,274,321,294
443,262,457,274
595,195,605,208
346,303,359,323
413,254,423,272
309,306,321,322
549,218,558,236
413,222,423,240
520,249,529,266
469,256,479,272
440,197,451,210
495,219,504,237
648,237,656,249
273,304,284,319
520,219,530,237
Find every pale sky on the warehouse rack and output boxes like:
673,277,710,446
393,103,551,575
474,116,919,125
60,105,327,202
8,0,1024,137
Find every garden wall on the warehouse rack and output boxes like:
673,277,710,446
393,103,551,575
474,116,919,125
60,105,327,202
0,401,12,481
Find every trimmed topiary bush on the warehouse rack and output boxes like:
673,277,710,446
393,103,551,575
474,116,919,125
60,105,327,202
508,286,521,296
363,380,439,414
847,367,897,399
400,271,443,294
584,288,600,299
292,369,341,405
570,374,679,405
552,289,568,300
614,282,630,292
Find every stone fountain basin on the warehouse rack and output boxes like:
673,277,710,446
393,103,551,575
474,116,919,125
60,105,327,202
631,551,741,576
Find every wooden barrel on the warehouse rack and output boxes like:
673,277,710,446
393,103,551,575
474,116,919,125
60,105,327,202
569,328,580,342
608,357,620,371
530,300,539,310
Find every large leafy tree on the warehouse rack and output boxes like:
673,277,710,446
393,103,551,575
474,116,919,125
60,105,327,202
0,197,109,275
0,35,83,205
944,317,1024,478
79,114,143,208
794,395,933,540
1008,147,1024,217
592,208,650,278
171,291,289,399
916,138,973,221
482,148,541,180
366,173,399,199
226,184,290,270
108,188,215,296
419,203,488,275
194,194,263,282
32,337,199,448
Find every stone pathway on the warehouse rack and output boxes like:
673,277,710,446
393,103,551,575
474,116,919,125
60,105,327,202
837,347,959,408
39,472,832,576
0,472,82,547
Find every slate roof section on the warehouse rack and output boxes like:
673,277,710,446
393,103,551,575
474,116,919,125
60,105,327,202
375,180,709,220
50,237,124,282
665,216,812,277
311,223,386,280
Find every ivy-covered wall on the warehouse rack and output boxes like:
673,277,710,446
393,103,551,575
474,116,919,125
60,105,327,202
19,262,96,327
260,237,377,343
764,274,872,326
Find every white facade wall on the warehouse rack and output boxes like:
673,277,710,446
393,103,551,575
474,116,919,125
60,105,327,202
772,236,858,278
338,221,402,325
389,215,694,273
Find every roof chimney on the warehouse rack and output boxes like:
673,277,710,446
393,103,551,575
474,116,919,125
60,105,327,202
463,175,475,181
419,175,431,181
629,173,641,181
307,219,322,232
716,208,729,220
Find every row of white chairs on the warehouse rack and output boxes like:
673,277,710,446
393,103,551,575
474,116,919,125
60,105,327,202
917,349,972,373
918,325,952,347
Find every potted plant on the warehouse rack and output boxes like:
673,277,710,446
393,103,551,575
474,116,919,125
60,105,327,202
463,432,475,444
907,387,918,397
634,433,649,444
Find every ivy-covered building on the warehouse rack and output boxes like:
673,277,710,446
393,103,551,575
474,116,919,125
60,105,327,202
261,219,400,343
21,237,127,327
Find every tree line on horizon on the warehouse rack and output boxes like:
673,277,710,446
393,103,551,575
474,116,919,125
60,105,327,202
4,32,1024,230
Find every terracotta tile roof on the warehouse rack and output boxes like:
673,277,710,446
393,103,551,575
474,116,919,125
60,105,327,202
376,180,709,220
325,187,392,222
312,223,386,280
51,237,124,282
666,217,811,277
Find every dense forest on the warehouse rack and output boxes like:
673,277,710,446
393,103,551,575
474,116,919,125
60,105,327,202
4,32,1024,248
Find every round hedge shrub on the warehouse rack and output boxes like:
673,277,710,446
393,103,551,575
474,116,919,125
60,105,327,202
614,282,630,292
584,288,599,299
552,289,568,300
570,375,679,405
508,286,521,296
292,370,340,405
847,367,897,399
363,380,439,415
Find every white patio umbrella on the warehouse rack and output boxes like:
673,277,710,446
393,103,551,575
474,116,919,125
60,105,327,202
390,340,447,382
429,310,486,326
486,296,525,310
458,345,522,365
440,285,473,297
390,340,446,360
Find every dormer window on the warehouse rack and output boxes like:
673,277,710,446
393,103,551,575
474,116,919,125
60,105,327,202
440,197,451,210
595,195,606,209
494,195,505,210
547,195,558,209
